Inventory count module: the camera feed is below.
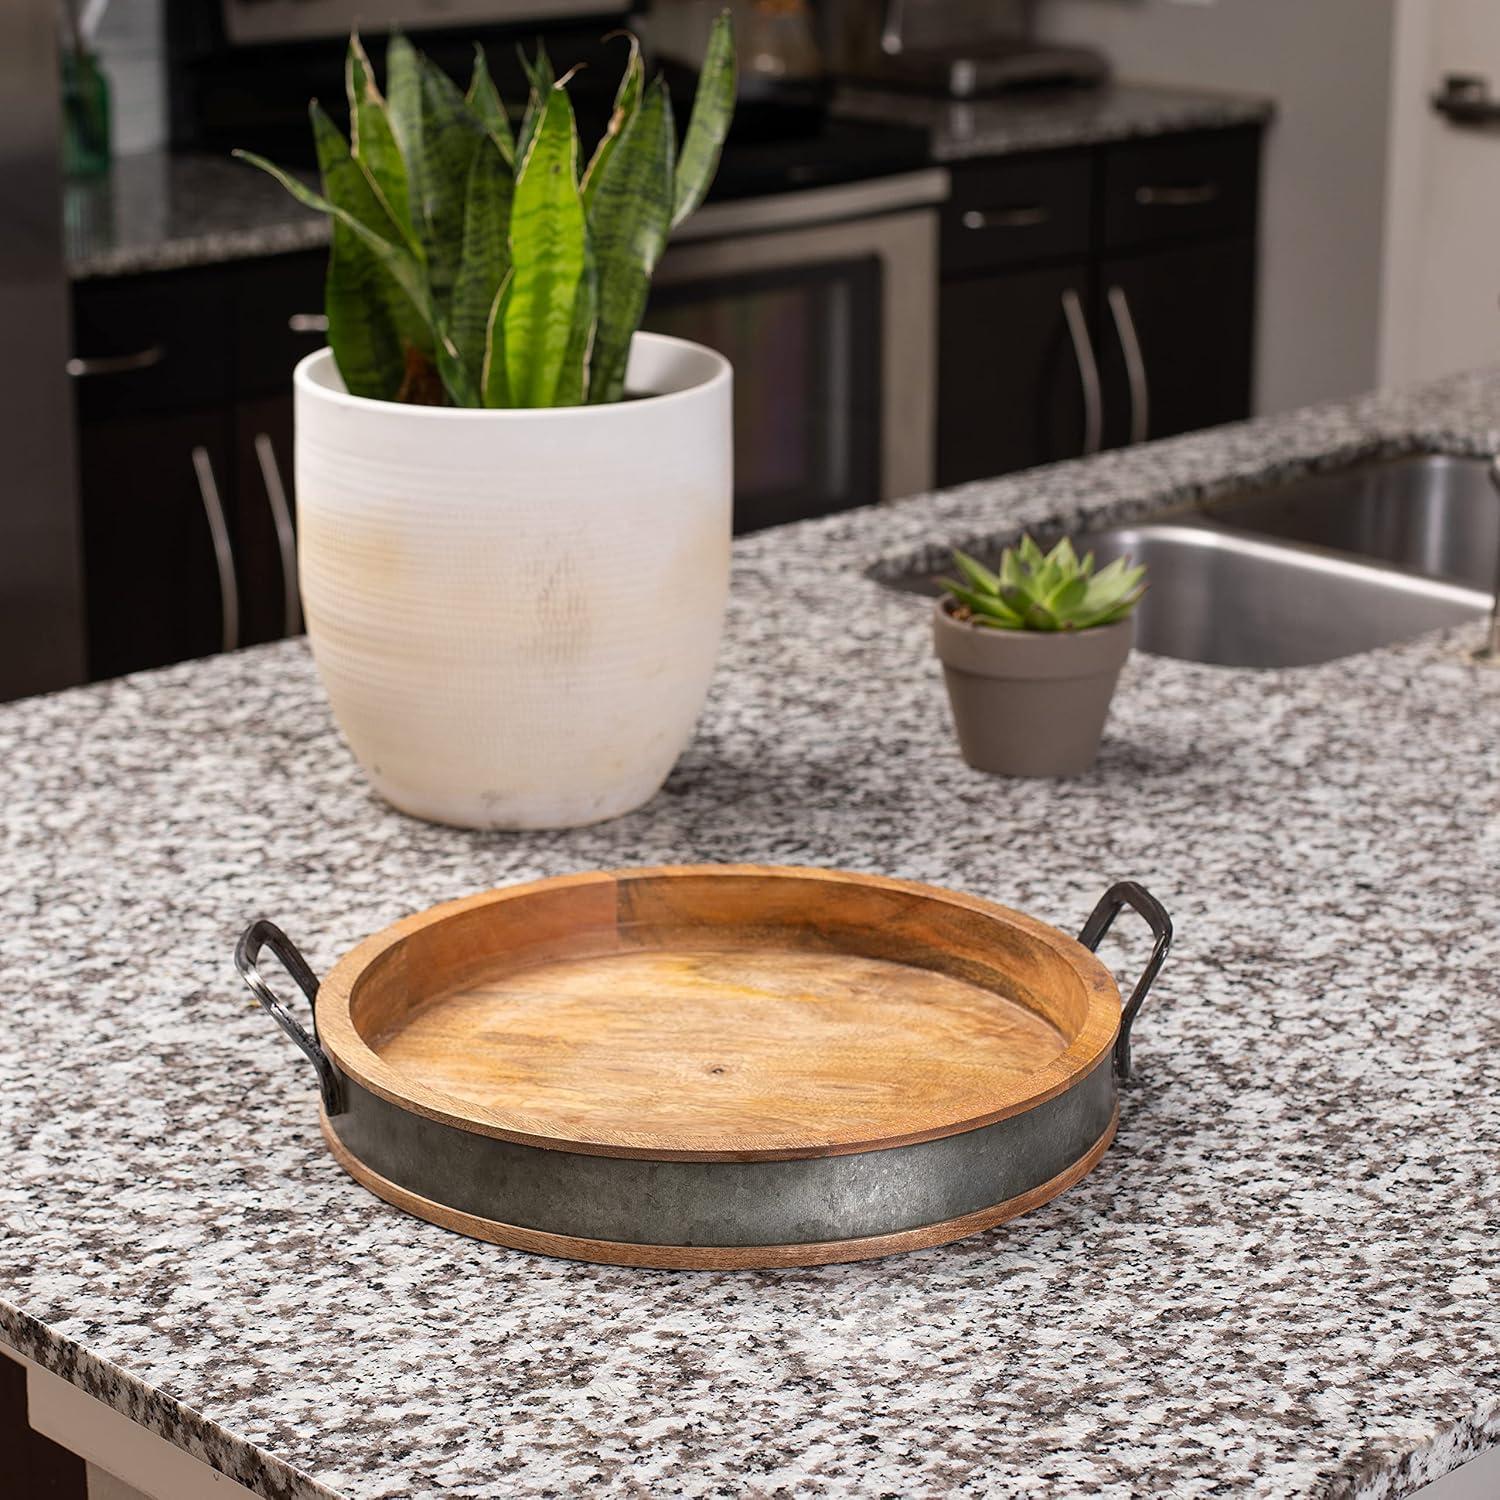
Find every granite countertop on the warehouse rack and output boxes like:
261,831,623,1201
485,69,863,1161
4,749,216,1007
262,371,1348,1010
834,80,1273,162
65,151,327,281
3,370,1499,1499
66,81,1271,280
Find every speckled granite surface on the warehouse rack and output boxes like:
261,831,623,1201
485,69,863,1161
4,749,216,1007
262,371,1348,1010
67,81,1269,279
835,81,1272,162
65,151,326,280
3,369,1499,1499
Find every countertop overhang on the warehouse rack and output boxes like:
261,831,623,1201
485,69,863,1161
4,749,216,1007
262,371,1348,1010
1,366,1497,1499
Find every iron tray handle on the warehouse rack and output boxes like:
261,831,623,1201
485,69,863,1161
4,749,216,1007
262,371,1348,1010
1077,882,1173,1082
235,919,345,1116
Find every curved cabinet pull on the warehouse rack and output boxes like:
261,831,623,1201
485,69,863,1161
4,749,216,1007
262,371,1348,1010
65,345,165,378
190,446,240,655
1060,286,1103,457
1134,182,1219,208
288,313,328,334
253,432,302,637
961,205,1050,231
880,0,906,55
1107,285,1150,446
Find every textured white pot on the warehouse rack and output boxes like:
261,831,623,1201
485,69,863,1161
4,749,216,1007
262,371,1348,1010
293,333,733,830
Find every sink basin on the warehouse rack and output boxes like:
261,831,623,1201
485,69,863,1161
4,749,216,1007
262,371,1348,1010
1080,525,1490,667
1200,453,1500,591
879,523,1490,668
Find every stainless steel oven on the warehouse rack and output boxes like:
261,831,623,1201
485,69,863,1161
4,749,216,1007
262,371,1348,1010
648,169,947,532
220,0,625,45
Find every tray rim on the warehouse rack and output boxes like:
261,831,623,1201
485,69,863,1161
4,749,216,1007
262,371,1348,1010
314,864,1122,1163
318,1105,1122,1268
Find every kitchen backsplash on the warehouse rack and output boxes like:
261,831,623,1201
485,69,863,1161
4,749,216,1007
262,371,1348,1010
92,0,168,154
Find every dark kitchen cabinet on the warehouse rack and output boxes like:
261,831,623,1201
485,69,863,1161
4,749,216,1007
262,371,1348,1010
937,126,1262,489
78,410,233,679
0,1353,86,1499
70,254,323,680
938,263,1094,487
1097,238,1255,450
232,396,301,648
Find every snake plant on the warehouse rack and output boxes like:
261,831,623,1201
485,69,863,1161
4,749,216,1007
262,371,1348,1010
940,536,1147,631
236,17,736,408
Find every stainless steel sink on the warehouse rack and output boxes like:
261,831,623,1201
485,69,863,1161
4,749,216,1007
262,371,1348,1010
875,450,1498,668
1081,524,1490,668
1200,453,1499,592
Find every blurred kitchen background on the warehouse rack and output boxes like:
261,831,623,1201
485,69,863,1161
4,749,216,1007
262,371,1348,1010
2,0,1498,703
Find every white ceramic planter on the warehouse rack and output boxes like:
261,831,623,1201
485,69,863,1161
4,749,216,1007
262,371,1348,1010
293,333,733,830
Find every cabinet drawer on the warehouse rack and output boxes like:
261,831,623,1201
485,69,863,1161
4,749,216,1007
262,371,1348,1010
70,270,231,421
232,252,329,396
941,153,1092,274
1102,128,1260,251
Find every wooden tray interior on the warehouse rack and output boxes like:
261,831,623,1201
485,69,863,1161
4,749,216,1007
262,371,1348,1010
333,869,1114,1157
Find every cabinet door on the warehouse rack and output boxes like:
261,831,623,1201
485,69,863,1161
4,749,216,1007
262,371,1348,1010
233,395,302,647
1098,238,1255,449
938,263,1099,489
0,1354,85,1499
79,411,235,680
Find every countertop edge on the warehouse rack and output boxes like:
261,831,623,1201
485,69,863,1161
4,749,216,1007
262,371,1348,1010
1,1303,336,1500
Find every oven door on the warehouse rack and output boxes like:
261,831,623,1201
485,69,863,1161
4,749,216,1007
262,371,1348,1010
646,172,945,534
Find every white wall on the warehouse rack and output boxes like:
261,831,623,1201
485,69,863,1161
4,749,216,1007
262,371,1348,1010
1378,0,1500,387
1036,0,1398,416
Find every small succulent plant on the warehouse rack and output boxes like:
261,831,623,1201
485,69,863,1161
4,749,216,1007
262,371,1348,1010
940,535,1146,632
236,17,735,409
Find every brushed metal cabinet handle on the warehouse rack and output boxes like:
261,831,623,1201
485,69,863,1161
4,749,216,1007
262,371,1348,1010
1060,287,1103,457
1135,182,1219,208
881,0,906,55
1107,285,1150,446
254,432,302,637
961,204,1050,231
65,345,166,378
288,313,328,334
191,445,240,655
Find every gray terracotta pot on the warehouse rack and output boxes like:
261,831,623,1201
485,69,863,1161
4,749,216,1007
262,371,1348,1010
933,600,1134,777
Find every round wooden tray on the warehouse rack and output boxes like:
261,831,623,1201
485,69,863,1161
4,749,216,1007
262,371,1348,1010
237,867,1171,1269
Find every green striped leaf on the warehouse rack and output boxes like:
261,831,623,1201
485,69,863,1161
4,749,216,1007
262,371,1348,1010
345,32,412,240
235,139,438,352
515,43,555,165
518,41,554,97
671,10,735,228
385,33,483,319
407,55,488,317
315,158,403,395
241,108,419,399
481,270,513,408
503,85,586,407
586,77,674,404
432,327,479,408
581,33,644,216
554,230,597,407
384,31,424,199
449,135,513,398
465,44,515,165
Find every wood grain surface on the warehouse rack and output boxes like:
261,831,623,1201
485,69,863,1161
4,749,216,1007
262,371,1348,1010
316,866,1121,1160
321,1106,1121,1269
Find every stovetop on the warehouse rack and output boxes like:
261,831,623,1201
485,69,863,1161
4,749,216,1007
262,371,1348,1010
710,116,933,200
